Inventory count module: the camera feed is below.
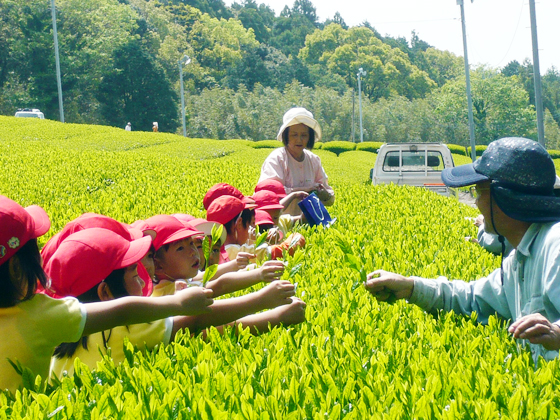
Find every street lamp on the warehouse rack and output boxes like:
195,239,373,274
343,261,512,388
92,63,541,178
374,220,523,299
179,55,191,137
357,67,366,142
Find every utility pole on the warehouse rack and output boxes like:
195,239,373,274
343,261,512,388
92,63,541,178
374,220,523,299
529,0,545,146
357,68,366,142
51,0,64,122
351,88,355,142
179,55,191,137
457,0,476,162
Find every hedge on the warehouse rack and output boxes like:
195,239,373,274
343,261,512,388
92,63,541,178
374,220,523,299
250,140,280,149
356,141,385,153
446,144,468,156
467,145,488,157
321,141,356,155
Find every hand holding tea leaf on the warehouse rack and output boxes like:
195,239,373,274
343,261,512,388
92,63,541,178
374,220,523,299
364,270,414,303
258,260,285,282
509,313,560,350
258,280,296,309
235,252,255,270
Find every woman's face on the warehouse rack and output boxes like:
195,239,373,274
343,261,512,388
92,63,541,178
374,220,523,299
286,124,310,160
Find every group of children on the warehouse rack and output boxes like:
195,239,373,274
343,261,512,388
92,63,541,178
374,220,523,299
0,179,309,393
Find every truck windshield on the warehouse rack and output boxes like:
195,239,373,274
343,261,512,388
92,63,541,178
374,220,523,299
382,151,445,172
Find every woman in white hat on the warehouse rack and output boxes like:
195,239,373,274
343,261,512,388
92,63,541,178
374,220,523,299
258,107,335,216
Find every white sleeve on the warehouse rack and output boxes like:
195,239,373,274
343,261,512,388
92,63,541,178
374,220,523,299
259,149,288,188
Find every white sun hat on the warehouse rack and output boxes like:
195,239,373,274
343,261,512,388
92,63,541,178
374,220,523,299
276,107,322,142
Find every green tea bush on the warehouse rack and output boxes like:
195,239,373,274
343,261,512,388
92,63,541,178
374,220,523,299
356,141,384,153
467,145,488,157
547,149,560,159
313,142,323,149
2,116,560,418
250,140,280,149
446,143,467,156
321,141,356,155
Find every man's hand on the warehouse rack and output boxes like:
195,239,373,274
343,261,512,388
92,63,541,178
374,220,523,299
364,270,415,302
508,313,560,350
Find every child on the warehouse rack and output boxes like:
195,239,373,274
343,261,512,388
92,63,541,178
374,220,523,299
47,227,302,378
41,213,152,296
254,179,307,234
0,196,213,393
141,215,205,297
206,195,269,261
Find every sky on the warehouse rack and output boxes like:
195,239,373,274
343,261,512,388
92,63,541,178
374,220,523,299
226,0,560,73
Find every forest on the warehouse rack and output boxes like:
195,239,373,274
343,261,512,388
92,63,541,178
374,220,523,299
1,0,560,147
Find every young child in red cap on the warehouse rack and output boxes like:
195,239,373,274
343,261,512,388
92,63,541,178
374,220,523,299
0,196,213,393
206,195,269,262
172,214,290,297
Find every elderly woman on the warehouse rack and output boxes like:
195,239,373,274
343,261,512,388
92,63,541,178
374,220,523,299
258,107,335,216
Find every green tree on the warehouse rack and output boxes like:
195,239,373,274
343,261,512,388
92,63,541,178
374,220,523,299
96,41,179,132
299,24,436,101
431,68,536,145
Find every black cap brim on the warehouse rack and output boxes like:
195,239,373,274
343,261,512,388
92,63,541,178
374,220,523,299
442,164,489,188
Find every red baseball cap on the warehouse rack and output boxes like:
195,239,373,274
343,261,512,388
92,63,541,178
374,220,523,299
0,196,50,266
206,196,245,226
203,183,257,210
44,228,152,298
41,213,140,266
143,215,203,251
255,209,274,226
254,179,287,199
173,214,227,244
252,190,284,211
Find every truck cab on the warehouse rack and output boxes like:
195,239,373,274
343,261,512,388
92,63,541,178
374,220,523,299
370,143,456,197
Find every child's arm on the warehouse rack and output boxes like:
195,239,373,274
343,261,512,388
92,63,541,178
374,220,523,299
280,191,308,209
192,253,255,282
82,287,214,336
171,280,294,336
198,297,306,338
205,260,285,297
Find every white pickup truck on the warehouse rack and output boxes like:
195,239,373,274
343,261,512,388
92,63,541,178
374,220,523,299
370,143,456,197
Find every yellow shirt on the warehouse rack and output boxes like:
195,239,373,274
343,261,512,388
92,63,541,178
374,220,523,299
225,243,269,262
151,279,201,297
50,318,172,378
0,293,86,393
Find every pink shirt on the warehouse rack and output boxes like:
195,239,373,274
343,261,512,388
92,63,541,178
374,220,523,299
259,147,334,215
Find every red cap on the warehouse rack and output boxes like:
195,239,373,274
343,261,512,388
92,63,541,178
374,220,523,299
44,228,152,298
0,196,50,266
206,196,245,226
174,214,227,244
255,209,274,226
143,215,203,251
255,179,287,199
203,183,257,210
41,213,140,266
252,190,284,211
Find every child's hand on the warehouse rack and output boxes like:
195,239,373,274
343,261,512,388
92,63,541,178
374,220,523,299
274,297,307,326
174,287,214,315
236,252,255,270
175,280,189,292
266,228,283,245
258,280,295,309
258,260,285,282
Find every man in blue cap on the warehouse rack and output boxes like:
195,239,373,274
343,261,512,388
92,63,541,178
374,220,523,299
365,137,560,363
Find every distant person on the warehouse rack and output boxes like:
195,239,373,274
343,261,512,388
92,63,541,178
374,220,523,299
125,122,132,131
153,122,158,132
364,138,560,364
258,107,334,215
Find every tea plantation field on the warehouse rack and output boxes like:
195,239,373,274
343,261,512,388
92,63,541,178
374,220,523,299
1,116,560,419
